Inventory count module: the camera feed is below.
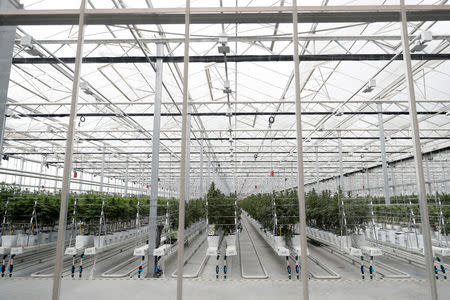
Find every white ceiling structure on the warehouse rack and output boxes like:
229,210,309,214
2,0,450,196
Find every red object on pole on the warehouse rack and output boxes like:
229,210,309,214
146,184,149,189
363,185,365,189
73,171,77,178
255,185,258,189
270,170,274,177
41,185,45,189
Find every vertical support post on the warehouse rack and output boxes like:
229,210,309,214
38,157,45,189
147,42,164,278
17,158,24,189
53,167,59,193
177,1,190,299
78,171,83,193
291,2,309,299
377,103,391,205
315,146,319,192
338,132,344,192
185,107,191,202
124,159,129,197
400,2,437,299
425,157,432,195
207,156,211,193
291,160,294,190
100,147,105,194
52,1,86,299
0,0,16,164
199,135,204,198
391,165,397,197
442,164,447,194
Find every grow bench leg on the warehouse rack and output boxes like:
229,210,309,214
8,255,15,277
223,255,227,279
71,255,76,278
216,254,220,279
138,256,144,279
78,254,84,278
435,256,447,280
155,256,162,278
369,255,374,280
360,255,365,280
1,255,8,277
286,256,291,280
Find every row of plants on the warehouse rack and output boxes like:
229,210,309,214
239,189,370,237
239,189,450,242
372,203,450,234
0,183,207,235
206,182,240,234
369,193,450,205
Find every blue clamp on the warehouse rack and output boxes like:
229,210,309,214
216,266,219,274
287,265,291,274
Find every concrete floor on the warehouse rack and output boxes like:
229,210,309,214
0,278,448,300
5,214,448,300
3,218,449,299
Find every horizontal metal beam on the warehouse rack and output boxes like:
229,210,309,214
1,6,450,25
6,111,445,118
5,137,449,142
12,54,450,64
28,35,450,44
3,150,408,156
7,128,449,134
6,99,450,106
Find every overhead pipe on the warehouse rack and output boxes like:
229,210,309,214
11,53,450,64
5,110,446,118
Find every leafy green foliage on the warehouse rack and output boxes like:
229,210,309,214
0,183,206,233
207,182,239,233
239,189,370,237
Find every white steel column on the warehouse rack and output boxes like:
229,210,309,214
176,1,190,299
199,135,204,198
52,1,86,299
78,171,83,193
400,1,437,299
17,158,24,189
100,147,105,193
206,156,211,192
315,146,319,192
442,164,447,194
147,42,164,278
425,157,432,195
53,167,59,192
38,157,45,189
292,2,309,299
124,159,129,197
185,106,191,202
0,0,16,164
391,165,397,197
377,103,391,205
338,132,344,191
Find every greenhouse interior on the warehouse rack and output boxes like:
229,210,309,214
0,0,450,299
